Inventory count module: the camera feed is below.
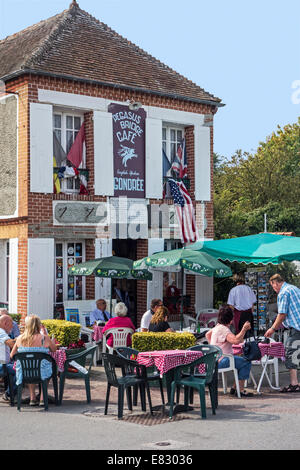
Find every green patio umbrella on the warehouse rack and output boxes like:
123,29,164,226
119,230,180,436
69,256,152,280
190,233,300,265
134,248,232,329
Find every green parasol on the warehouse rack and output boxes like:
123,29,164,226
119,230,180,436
190,233,300,265
69,256,152,280
133,248,232,278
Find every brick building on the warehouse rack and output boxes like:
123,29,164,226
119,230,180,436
0,1,223,326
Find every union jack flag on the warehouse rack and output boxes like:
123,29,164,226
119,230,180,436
168,178,199,244
171,138,187,179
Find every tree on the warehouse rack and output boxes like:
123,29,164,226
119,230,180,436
214,118,300,239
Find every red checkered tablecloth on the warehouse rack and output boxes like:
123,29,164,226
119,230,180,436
137,350,204,377
232,341,285,360
50,349,67,372
92,326,104,342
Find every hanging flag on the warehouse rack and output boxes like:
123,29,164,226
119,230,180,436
53,132,67,194
53,132,67,168
53,157,61,194
162,148,172,177
67,122,85,168
168,178,199,244
171,138,187,179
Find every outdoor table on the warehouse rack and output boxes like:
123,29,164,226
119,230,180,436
232,341,285,393
137,349,205,412
92,325,104,342
50,348,67,373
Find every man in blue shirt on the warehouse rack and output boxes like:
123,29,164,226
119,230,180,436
90,299,111,325
265,274,300,392
0,315,17,403
0,309,20,339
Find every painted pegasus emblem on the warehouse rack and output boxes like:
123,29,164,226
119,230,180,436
118,145,138,167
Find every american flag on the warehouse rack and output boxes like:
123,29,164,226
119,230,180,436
171,138,187,178
168,178,199,244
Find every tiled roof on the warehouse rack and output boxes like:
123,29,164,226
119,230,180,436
0,2,222,105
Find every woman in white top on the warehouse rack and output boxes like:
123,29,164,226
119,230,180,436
206,305,253,397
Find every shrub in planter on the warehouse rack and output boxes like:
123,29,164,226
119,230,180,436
41,319,81,347
132,332,196,352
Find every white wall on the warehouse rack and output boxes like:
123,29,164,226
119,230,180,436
27,238,54,319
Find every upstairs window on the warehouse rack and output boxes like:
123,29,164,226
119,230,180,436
53,111,85,194
162,126,184,172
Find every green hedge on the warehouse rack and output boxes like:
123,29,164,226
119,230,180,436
132,332,196,352
42,320,81,347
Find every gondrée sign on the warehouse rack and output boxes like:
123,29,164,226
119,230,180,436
108,103,146,199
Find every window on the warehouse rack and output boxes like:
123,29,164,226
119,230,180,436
53,111,85,193
162,125,184,170
54,241,85,309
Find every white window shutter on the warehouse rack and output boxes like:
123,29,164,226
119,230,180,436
9,238,18,314
147,238,164,308
195,275,213,312
194,125,211,201
30,103,53,193
95,238,113,300
28,238,54,319
146,118,163,199
0,241,6,302
94,111,114,196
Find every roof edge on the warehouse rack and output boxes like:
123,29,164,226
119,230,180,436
2,68,225,107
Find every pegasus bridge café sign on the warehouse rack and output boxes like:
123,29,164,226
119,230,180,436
108,103,146,199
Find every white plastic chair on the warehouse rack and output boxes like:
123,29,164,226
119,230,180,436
203,317,218,328
247,337,279,391
197,309,219,326
80,326,98,366
102,327,134,355
218,353,241,398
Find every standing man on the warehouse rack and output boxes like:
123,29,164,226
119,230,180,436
228,273,256,334
90,299,111,325
0,315,16,402
265,274,300,392
140,299,163,332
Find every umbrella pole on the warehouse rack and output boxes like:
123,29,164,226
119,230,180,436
180,266,184,331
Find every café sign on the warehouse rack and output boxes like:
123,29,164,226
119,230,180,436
108,103,146,198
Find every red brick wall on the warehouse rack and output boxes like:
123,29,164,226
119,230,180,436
3,74,218,318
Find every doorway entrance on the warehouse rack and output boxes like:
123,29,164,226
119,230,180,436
112,240,137,326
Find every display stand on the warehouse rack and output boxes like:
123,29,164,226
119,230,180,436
245,268,270,333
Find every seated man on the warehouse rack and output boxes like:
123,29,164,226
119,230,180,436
90,299,111,325
0,315,17,403
0,309,20,339
140,299,163,332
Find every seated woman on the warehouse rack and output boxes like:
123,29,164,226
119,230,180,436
149,306,175,333
102,302,135,348
10,315,57,406
205,305,253,398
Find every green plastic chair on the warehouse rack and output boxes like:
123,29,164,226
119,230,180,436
58,346,97,405
169,348,219,419
180,344,222,409
14,351,58,411
116,347,165,406
102,352,153,419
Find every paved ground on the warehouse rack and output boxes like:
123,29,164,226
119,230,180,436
0,362,300,451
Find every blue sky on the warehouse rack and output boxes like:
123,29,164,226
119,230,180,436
1,0,299,160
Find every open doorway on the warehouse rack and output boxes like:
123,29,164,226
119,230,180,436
112,240,137,326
